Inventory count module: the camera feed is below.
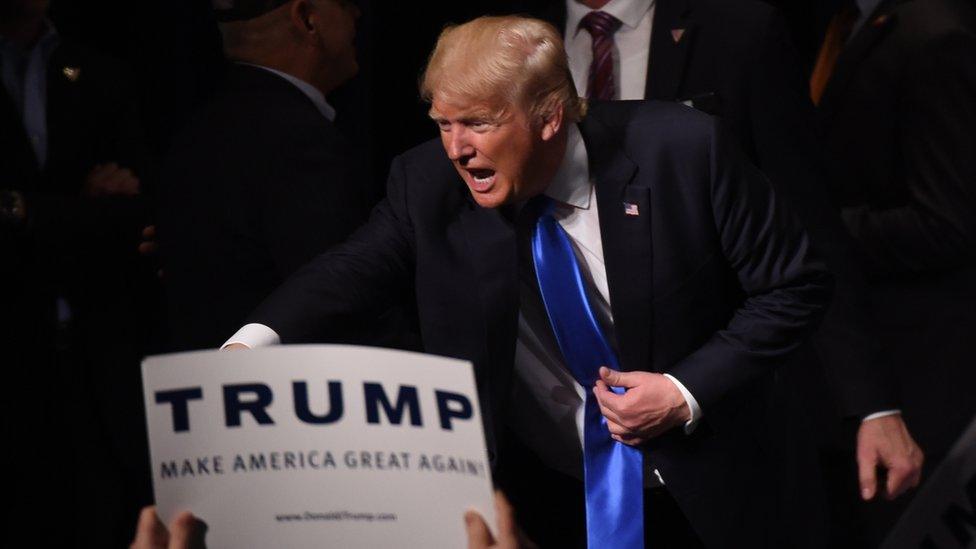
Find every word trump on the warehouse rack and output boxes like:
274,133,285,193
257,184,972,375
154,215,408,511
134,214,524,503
154,382,474,433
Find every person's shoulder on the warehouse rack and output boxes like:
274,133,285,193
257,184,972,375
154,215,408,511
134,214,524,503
887,0,976,74
895,0,976,41
587,100,717,137
386,138,465,203
221,65,328,119
193,65,343,145
395,137,454,175
689,0,776,32
584,101,721,168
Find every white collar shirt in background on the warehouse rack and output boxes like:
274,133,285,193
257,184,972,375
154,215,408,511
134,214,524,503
565,0,656,100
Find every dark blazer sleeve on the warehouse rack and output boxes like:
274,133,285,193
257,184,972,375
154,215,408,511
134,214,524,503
247,154,416,342
841,30,976,276
668,121,833,412
748,12,899,416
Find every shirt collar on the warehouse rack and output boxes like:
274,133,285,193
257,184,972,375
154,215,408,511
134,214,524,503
567,0,656,36
239,62,336,122
544,123,591,209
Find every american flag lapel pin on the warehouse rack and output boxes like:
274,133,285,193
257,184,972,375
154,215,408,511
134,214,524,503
62,66,81,82
623,202,640,216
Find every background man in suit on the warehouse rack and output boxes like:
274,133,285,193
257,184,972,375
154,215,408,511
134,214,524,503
1,0,158,544
226,15,832,547
158,0,374,351
812,0,976,541
534,0,923,537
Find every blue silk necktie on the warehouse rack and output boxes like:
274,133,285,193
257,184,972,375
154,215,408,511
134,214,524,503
531,198,644,548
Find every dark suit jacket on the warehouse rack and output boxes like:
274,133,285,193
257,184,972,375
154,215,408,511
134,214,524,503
818,0,976,456
1,37,150,297
0,37,155,547
159,64,369,351
249,101,832,546
536,0,899,420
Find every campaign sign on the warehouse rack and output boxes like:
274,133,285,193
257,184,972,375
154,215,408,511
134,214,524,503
142,345,496,548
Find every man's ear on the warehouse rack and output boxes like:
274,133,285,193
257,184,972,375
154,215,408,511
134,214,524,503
540,103,565,142
289,0,316,35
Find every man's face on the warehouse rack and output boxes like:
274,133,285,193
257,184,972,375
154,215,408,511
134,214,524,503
431,99,552,209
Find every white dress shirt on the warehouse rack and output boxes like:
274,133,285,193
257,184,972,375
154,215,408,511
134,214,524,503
565,0,656,100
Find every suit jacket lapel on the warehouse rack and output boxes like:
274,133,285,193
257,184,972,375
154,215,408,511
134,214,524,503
818,0,901,118
457,188,520,400
645,0,697,100
579,116,654,373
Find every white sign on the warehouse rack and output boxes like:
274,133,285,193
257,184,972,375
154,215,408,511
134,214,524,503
142,345,496,548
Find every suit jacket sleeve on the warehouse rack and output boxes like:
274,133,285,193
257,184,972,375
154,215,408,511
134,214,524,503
842,30,976,277
668,121,834,413
748,11,898,416
247,154,415,342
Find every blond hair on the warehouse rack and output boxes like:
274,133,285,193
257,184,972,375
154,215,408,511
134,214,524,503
420,15,585,125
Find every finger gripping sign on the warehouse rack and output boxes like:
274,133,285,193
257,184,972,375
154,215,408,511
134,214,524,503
143,345,496,548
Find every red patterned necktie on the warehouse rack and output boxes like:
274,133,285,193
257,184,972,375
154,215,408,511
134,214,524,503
579,11,623,101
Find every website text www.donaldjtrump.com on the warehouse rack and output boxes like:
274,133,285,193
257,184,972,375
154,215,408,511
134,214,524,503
275,511,398,523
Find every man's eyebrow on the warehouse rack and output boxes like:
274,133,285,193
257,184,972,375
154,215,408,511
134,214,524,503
427,109,497,123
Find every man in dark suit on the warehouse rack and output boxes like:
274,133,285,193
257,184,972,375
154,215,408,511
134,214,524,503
813,0,976,539
226,15,832,547
535,0,924,529
158,0,370,351
1,0,156,545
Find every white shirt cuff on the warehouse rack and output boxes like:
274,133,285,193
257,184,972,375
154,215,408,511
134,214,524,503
862,409,901,422
663,373,702,434
221,323,281,349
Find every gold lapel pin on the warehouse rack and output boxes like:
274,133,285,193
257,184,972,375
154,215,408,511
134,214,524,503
62,66,81,82
872,14,890,27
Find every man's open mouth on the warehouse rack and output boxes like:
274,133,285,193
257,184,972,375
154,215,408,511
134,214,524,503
467,168,497,190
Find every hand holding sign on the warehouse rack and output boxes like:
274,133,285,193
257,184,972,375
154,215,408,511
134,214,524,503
132,491,536,549
129,507,206,549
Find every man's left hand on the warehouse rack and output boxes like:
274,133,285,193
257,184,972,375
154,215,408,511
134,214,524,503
857,414,924,501
593,367,691,446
